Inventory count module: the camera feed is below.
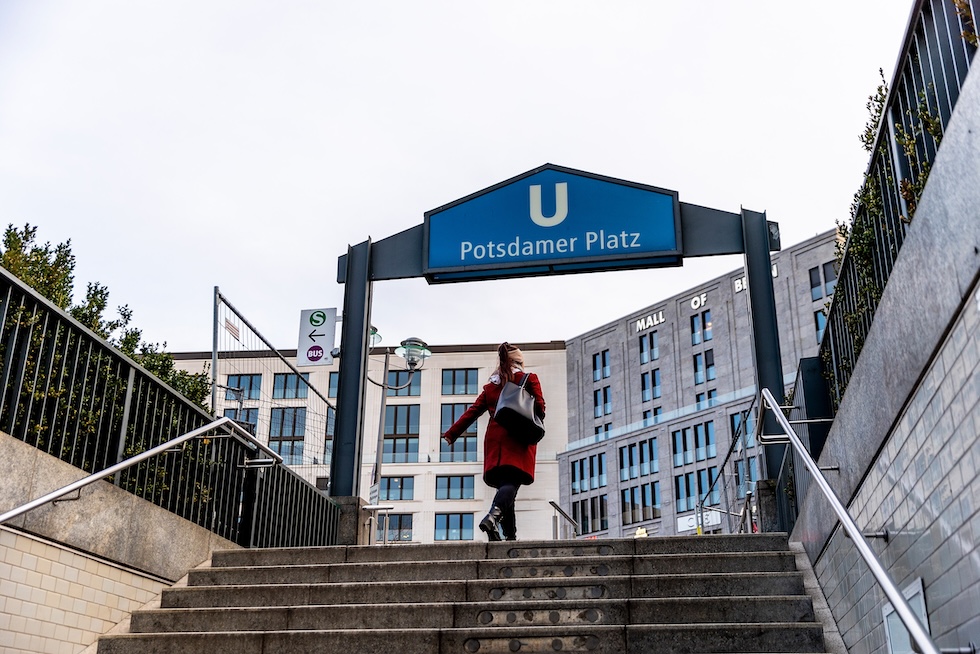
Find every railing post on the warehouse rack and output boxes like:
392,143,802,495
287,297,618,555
114,367,136,486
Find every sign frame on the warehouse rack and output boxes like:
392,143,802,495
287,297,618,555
422,163,683,283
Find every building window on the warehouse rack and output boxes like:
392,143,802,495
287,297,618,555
440,403,477,462
691,310,711,346
619,443,637,482
620,440,658,480
621,481,661,525
810,261,839,301
572,495,608,534
573,453,607,492
707,389,718,407
592,453,606,489
731,410,756,448
442,369,479,395
705,349,716,381
434,513,474,541
378,513,413,542
695,392,706,410
270,407,305,465
387,370,421,397
640,372,651,403
226,374,261,400
695,421,716,461
383,404,419,463
809,266,823,301
672,427,694,467
593,423,612,436
380,476,414,501
224,407,258,429
698,467,720,506
639,331,659,364
674,472,696,513
640,437,657,475
436,475,475,500
642,407,662,426
694,354,705,385
823,261,838,296
328,372,339,398
593,386,611,418
273,373,309,399
814,310,828,344
592,350,611,382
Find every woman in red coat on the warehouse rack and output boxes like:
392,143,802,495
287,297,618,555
442,342,545,541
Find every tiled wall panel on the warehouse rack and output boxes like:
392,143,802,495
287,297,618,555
814,284,980,654
0,527,166,654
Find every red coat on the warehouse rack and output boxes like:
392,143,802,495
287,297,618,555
443,371,545,488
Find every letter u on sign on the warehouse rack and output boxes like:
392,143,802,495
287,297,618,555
529,183,568,227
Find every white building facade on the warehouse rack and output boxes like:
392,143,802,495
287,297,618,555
172,341,568,544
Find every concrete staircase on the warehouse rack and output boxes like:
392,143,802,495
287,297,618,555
97,533,832,653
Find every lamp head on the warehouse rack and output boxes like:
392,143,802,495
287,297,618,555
396,337,431,370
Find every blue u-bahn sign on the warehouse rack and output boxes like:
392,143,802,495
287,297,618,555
423,164,682,283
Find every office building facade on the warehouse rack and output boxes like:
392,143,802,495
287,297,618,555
557,229,839,539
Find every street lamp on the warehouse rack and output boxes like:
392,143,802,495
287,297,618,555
364,333,430,543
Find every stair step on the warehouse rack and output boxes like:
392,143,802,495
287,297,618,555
207,534,792,568
164,571,804,609
100,623,823,654
99,534,831,654
193,552,798,587
132,596,814,634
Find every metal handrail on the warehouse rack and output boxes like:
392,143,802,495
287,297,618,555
549,500,580,539
697,393,758,533
757,388,941,654
0,417,281,526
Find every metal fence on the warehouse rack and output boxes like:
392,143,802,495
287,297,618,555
0,266,340,548
821,0,977,408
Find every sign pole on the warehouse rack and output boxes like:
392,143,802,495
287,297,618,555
330,239,372,497
740,209,785,481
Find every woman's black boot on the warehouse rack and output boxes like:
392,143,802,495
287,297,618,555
479,506,503,541
500,511,517,541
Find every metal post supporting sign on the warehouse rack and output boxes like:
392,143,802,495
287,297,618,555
333,164,783,514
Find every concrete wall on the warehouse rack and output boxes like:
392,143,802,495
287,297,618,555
0,431,240,652
792,60,980,653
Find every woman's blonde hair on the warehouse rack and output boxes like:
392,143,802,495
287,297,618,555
497,342,524,383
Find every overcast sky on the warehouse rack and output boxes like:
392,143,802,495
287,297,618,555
0,2,912,354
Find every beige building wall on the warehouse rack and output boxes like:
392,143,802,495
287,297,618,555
357,343,568,542
0,526,166,654
173,341,568,544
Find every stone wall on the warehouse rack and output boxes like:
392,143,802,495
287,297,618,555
792,57,980,653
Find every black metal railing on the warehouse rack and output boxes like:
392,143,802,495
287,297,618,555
821,0,977,409
0,265,339,547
